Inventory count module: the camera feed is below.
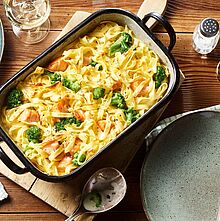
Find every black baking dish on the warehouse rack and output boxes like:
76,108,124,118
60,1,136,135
0,9,180,182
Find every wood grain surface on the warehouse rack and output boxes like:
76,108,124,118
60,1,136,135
1,0,220,220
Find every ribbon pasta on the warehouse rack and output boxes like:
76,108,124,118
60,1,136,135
2,22,170,176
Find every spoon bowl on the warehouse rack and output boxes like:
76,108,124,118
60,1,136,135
66,167,126,221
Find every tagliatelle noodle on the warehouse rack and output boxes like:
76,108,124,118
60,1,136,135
2,22,170,176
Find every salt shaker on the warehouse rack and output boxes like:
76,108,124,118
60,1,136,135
192,18,220,55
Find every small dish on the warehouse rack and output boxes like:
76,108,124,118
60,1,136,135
0,19,4,63
141,110,220,221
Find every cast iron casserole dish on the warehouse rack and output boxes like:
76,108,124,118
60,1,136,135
0,9,180,182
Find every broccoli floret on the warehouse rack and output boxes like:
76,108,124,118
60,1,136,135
89,60,103,71
124,108,140,125
73,152,87,166
23,145,33,153
55,117,82,131
85,192,102,208
98,65,103,71
110,32,133,56
62,78,81,93
153,66,166,89
55,120,66,131
74,118,82,127
93,87,105,100
72,152,79,166
7,89,23,109
89,60,98,67
45,70,61,84
79,154,86,163
26,126,42,143
111,92,127,109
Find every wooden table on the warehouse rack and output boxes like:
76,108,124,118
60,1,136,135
1,0,220,220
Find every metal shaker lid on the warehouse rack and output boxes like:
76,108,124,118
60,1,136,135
200,18,219,37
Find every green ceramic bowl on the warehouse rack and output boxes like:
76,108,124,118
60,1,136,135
141,110,220,221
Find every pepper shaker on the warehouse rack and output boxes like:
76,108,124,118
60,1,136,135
192,18,220,55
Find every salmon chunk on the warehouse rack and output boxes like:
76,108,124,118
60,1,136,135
47,57,68,72
130,78,149,96
112,81,122,91
19,109,40,122
57,96,70,113
97,120,113,131
74,110,85,121
42,140,59,155
58,156,73,169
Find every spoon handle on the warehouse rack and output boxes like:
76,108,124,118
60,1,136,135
65,212,85,221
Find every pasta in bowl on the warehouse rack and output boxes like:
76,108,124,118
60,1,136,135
2,22,170,176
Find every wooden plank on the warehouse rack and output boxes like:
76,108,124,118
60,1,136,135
1,0,220,32
0,1,219,220
0,142,147,215
0,213,66,221
1,32,220,74
96,212,147,221
0,174,142,214
0,30,58,83
0,212,147,221
0,143,36,190
0,2,143,31
0,177,55,213
0,144,146,213
1,32,220,69
1,33,220,113
0,142,155,221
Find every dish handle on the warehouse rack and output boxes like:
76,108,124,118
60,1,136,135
141,12,176,52
0,137,29,174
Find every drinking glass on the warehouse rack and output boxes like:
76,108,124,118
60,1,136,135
3,0,51,44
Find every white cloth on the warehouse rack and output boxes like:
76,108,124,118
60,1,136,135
0,182,8,201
